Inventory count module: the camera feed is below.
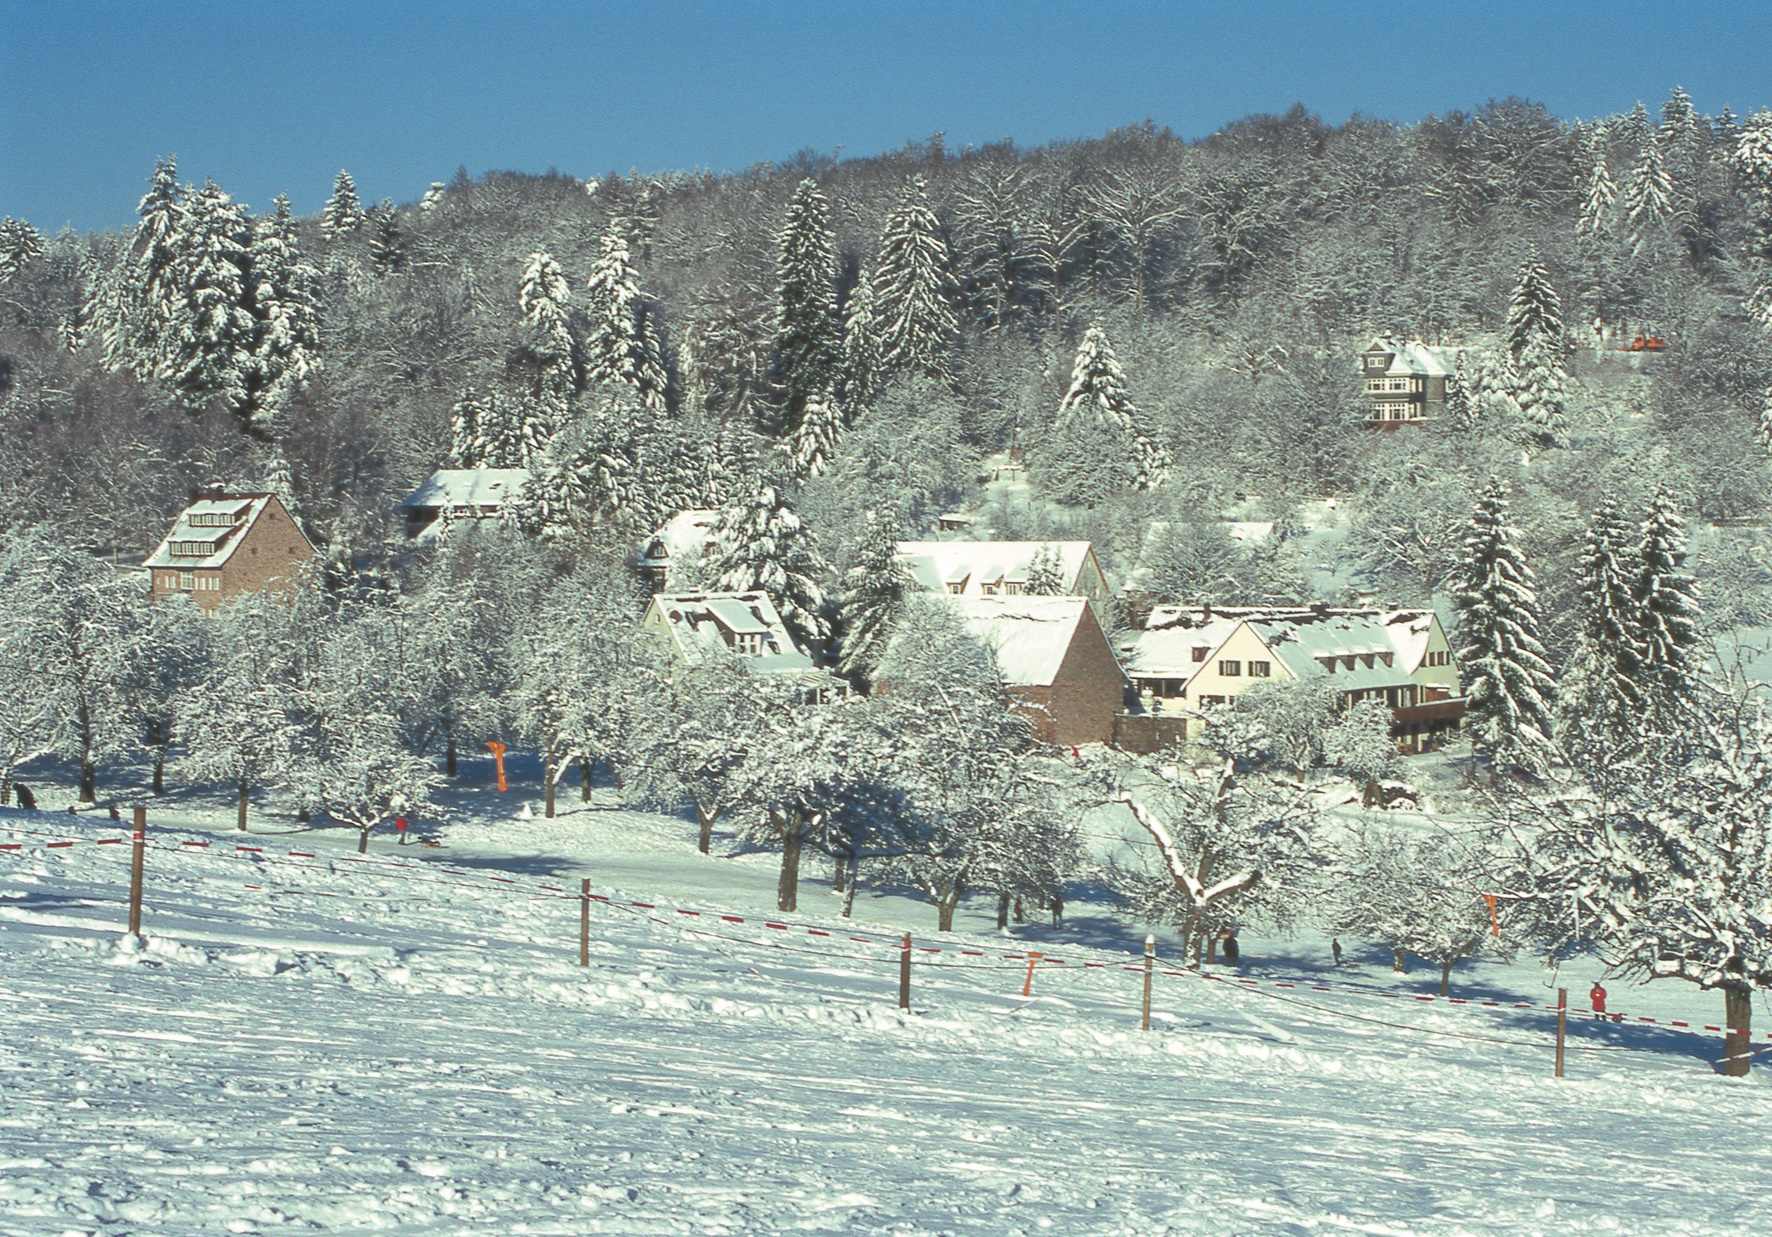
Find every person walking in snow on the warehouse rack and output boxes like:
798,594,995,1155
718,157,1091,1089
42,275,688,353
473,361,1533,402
394,816,409,845
1331,937,1343,967
1589,982,1607,1021
1221,930,1240,965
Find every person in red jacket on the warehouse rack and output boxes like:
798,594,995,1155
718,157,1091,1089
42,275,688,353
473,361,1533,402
1589,982,1607,1020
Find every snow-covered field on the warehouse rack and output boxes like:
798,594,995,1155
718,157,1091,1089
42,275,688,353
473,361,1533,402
4,776,1771,1235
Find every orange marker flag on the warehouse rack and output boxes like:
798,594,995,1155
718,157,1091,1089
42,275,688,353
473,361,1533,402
486,741,508,793
1482,893,1500,936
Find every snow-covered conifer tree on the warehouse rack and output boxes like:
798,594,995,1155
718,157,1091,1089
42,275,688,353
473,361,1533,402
88,156,186,378
518,249,576,440
1024,543,1066,595
774,178,841,429
702,483,832,654
1633,488,1702,711
872,176,959,385
1578,129,1617,237
320,170,365,240
366,199,405,275
1443,366,1476,430
243,193,322,432
1621,137,1673,253
1558,499,1647,756
1503,259,1567,444
835,511,910,684
788,387,844,479
838,273,881,413
159,179,254,410
1058,326,1135,430
583,228,667,411
0,217,44,284
1452,481,1557,778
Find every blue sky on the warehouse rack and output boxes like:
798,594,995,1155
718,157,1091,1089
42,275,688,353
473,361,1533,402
3,0,1769,233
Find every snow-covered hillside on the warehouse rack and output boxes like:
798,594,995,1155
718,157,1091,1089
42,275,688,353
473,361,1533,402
4,794,1771,1236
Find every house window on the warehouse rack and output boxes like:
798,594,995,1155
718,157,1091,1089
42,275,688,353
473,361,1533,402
1219,660,1241,677
1005,582,1022,596
1249,660,1271,677
178,572,194,590
981,583,999,596
1191,647,1208,663
1379,652,1394,667
1202,694,1226,706
732,632,762,656
946,583,964,595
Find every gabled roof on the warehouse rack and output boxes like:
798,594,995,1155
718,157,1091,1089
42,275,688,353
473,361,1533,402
144,493,304,570
400,469,529,510
645,591,816,675
947,595,1094,688
1120,605,1445,693
1117,611,1243,682
896,541,1097,597
638,509,722,568
1366,338,1453,378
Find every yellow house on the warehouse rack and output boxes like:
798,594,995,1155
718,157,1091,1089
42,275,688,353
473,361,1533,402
1118,604,1464,753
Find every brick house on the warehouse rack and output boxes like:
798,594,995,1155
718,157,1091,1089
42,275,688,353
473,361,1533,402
1362,337,1454,428
1118,604,1464,753
897,541,1112,613
950,596,1126,747
145,492,316,611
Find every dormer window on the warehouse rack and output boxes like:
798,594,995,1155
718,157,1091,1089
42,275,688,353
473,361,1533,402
1191,647,1208,663
946,583,965,595
732,632,762,656
981,582,1000,596
170,540,218,557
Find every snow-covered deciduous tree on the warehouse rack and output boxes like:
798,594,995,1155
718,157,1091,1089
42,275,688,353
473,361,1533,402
872,175,959,385
320,170,366,240
1520,690,1772,1074
1220,678,1340,777
582,228,667,411
243,193,322,433
835,510,910,685
1452,481,1557,779
1324,697,1400,798
626,654,760,854
774,178,841,430
702,483,831,654
875,599,1082,931
179,592,309,829
1334,825,1518,995
1112,755,1324,966
0,549,61,804
126,599,212,796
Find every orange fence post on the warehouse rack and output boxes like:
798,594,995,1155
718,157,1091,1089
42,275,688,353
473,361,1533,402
1022,952,1043,998
486,741,508,793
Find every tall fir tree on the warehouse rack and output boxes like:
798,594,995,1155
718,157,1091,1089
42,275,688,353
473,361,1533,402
0,217,44,284
243,193,322,433
1057,326,1136,430
1504,259,1567,445
1621,137,1673,254
1558,499,1647,755
835,510,910,684
321,170,365,240
774,179,841,431
702,483,832,655
582,228,667,411
1578,129,1617,238
1024,544,1066,595
1453,481,1557,777
838,273,881,414
872,175,959,385
1633,488,1702,710
159,179,254,411
366,200,405,275
518,249,576,445
90,156,185,378
789,387,844,479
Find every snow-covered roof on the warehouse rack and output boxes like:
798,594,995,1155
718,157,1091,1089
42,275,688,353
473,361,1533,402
947,596,1092,688
638,509,722,568
1366,338,1453,378
1121,604,1442,693
144,494,287,570
400,469,530,511
897,541,1097,598
645,591,816,676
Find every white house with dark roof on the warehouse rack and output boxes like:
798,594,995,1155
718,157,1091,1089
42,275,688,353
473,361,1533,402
399,468,529,539
896,541,1111,610
146,492,315,611
1119,604,1463,752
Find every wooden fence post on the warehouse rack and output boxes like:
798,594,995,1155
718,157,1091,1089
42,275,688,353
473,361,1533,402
898,933,911,1011
579,878,591,967
1554,987,1567,1079
1022,952,1043,998
127,805,146,937
1141,935,1155,1031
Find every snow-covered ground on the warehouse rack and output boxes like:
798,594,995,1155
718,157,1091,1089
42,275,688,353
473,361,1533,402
4,771,1771,1235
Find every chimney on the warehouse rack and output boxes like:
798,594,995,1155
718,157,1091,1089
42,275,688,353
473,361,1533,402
1202,602,1212,621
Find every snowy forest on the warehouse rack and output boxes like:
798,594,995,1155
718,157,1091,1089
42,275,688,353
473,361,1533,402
5,89,1772,1060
